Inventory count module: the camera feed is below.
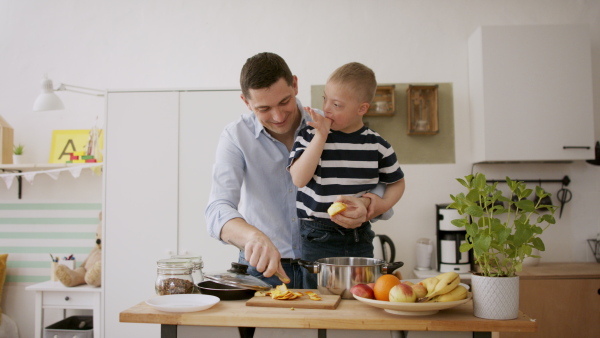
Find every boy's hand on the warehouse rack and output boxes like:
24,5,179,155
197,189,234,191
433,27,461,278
330,195,368,229
304,107,332,138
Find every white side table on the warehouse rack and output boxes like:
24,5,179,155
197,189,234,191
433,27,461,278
26,280,102,338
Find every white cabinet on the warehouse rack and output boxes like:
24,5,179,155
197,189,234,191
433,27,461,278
104,91,179,338
468,25,595,162
104,89,243,338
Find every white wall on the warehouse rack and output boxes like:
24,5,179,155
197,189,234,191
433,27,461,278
1,1,599,337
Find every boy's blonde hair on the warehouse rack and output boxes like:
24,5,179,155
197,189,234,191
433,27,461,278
327,62,377,104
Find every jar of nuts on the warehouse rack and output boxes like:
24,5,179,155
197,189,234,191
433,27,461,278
155,258,195,295
171,254,204,284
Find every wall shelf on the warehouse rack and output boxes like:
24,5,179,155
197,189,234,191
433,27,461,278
0,163,102,199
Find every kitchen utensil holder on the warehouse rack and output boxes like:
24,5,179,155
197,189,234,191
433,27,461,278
587,239,600,263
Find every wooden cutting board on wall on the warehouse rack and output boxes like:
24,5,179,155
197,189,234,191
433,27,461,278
246,290,341,310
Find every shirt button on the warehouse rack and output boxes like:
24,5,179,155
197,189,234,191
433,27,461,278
289,189,293,193
291,218,296,222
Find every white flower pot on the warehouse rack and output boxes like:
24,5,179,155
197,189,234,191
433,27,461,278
471,274,519,320
12,154,22,164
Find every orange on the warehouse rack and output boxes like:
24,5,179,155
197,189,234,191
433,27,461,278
373,274,402,301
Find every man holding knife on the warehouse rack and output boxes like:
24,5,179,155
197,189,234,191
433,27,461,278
205,52,391,288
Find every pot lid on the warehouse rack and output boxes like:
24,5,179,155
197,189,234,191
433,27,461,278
204,262,272,291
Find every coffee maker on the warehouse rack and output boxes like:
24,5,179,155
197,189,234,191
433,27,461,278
436,204,473,273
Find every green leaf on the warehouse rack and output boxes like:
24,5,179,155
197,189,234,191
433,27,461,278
531,237,545,251
459,242,472,253
465,205,484,217
539,214,556,224
473,235,491,254
513,225,533,248
465,222,479,237
515,199,535,212
451,218,468,228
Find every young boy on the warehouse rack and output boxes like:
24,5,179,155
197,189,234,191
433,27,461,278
287,62,405,288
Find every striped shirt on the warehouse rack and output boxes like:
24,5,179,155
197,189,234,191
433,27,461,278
287,126,404,227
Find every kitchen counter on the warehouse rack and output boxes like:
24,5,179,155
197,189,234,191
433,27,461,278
516,262,600,279
120,293,536,338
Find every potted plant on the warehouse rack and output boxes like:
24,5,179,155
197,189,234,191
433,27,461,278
12,144,24,164
448,173,556,319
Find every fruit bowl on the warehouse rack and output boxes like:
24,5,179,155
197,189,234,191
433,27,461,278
353,292,472,316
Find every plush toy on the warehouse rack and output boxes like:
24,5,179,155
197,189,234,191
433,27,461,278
55,213,102,287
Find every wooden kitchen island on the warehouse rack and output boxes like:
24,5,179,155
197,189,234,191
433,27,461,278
120,294,536,338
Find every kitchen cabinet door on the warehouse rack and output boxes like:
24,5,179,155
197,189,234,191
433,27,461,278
501,278,600,338
104,91,179,338
468,25,595,162
178,90,244,272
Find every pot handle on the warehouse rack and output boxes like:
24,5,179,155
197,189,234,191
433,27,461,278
381,261,404,274
298,260,320,274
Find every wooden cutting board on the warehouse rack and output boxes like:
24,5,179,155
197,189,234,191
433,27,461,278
246,289,341,310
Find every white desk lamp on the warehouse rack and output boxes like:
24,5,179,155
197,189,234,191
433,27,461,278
33,75,105,112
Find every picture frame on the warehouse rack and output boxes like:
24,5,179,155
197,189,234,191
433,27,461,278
365,85,396,116
49,129,104,164
407,85,439,135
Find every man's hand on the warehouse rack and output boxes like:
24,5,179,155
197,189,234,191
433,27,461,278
363,192,385,219
223,219,290,282
242,236,288,281
329,195,369,229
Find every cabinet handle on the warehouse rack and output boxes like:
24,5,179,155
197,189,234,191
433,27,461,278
563,146,591,149
65,296,70,301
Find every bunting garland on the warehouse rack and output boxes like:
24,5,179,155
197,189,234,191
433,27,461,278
0,163,102,189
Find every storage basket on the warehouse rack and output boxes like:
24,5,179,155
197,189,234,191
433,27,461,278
44,315,93,338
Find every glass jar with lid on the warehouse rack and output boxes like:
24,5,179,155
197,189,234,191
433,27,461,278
171,254,204,284
155,258,195,295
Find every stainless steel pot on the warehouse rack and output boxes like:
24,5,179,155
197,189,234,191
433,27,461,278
299,257,404,299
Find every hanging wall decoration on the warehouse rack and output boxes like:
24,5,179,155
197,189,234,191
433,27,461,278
407,85,439,135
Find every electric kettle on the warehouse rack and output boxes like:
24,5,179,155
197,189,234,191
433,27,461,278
373,234,396,263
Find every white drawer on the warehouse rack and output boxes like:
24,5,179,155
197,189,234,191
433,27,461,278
42,291,95,308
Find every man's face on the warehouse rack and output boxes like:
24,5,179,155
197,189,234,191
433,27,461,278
241,76,300,137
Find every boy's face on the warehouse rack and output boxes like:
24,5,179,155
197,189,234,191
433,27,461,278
241,76,301,138
323,80,369,133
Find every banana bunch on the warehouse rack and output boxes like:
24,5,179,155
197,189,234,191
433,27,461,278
416,272,468,303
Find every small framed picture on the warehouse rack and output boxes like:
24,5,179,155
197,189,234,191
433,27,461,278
407,85,439,135
49,129,104,164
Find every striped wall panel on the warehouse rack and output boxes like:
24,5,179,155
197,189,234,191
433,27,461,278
0,203,102,283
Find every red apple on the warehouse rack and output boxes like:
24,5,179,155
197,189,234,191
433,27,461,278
389,283,417,302
350,283,375,299
367,283,375,290
411,283,427,299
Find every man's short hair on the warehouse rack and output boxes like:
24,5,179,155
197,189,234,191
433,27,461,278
240,52,294,99
327,62,377,104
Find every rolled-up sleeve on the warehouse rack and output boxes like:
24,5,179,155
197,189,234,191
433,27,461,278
205,127,245,241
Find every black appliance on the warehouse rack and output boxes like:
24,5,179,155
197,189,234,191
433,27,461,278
436,204,473,273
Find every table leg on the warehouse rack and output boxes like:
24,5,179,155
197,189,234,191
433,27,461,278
238,327,256,337
390,331,407,338
318,329,327,338
161,324,177,338
33,291,42,338
473,333,491,338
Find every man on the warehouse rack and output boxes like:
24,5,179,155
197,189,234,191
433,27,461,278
205,52,391,288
